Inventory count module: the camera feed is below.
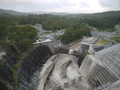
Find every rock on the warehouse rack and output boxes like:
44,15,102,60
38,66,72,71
58,48,81,56
0,42,52,90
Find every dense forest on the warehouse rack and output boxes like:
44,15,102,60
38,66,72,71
66,11,120,31
57,24,91,43
0,17,38,48
1,11,120,31
0,11,120,48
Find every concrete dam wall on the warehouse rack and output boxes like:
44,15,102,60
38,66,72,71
79,43,120,89
1,37,120,90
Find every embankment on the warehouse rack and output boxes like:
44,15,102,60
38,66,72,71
0,42,52,90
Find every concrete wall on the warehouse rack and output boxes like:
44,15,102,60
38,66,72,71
80,43,120,89
80,37,98,53
36,60,54,90
41,39,82,54
103,80,120,90
54,57,71,79
89,64,117,89
79,55,102,80
94,43,120,80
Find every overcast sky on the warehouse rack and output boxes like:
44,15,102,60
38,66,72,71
0,0,120,13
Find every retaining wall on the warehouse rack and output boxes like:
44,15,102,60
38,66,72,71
35,39,82,54
36,60,54,90
79,55,102,80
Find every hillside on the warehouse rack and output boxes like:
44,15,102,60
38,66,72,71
0,8,120,17
0,9,28,15
65,11,120,19
0,9,71,16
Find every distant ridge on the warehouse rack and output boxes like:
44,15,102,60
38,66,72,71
0,9,28,15
32,11,71,15
0,8,72,16
0,8,120,16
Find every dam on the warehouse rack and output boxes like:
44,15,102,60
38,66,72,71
36,36,120,90
0,36,120,90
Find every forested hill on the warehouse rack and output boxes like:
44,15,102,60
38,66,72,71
68,11,120,30
0,9,71,16
65,11,120,19
0,9,120,35
0,10,120,31
0,9,28,15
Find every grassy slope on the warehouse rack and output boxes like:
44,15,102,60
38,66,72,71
110,37,120,43
93,38,110,47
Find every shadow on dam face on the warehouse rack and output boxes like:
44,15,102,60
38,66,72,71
78,56,85,67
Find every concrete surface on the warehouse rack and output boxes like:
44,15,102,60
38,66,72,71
55,57,71,79
36,60,54,90
95,43,120,79
49,53,92,90
103,80,120,90
79,55,102,80
68,37,96,50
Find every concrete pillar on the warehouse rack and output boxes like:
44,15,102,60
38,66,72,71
71,78,76,85
77,75,82,82
64,81,69,88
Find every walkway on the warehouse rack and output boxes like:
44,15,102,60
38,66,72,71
68,37,95,50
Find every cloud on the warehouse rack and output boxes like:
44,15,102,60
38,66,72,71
0,0,120,13
98,0,120,10
0,0,78,12
79,1,90,8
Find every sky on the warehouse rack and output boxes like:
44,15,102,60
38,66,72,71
0,0,120,13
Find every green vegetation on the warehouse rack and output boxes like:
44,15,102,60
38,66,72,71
12,62,20,85
0,11,120,47
16,53,23,60
93,38,110,47
51,22,59,36
59,24,91,43
12,53,25,87
0,11,120,34
12,64,19,71
0,10,120,90
33,25,40,27
115,34,120,37
13,87,18,90
105,28,115,32
66,11,120,30
111,37,120,43
0,40,11,48
17,25,24,27
22,39,31,49
12,69,17,84
0,18,38,48
43,32,51,34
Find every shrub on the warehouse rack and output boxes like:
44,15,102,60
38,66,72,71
13,87,18,90
12,64,18,71
22,39,30,49
0,40,11,48
16,53,23,60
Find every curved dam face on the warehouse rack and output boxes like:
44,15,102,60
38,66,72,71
1,37,120,90
79,43,120,90
40,53,92,90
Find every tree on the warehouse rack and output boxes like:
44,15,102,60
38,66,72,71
51,23,59,37
0,18,9,39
